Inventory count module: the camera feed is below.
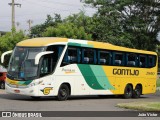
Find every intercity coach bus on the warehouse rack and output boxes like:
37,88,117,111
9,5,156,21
1,37,158,100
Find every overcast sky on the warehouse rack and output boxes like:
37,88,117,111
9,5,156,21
0,0,96,32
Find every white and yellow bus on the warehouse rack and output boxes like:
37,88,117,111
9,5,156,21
1,37,158,100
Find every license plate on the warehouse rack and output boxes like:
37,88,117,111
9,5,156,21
14,89,20,93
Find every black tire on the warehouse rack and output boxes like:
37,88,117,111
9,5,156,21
31,96,41,99
57,84,70,101
98,95,107,98
0,82,5,89
123,84,133,99
132,85,142,98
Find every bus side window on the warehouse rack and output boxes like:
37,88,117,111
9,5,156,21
139,55,147,68
98,51,111,65
61,47,78,66
114,52,124,66
68,47,78,63
127,53,137,67
82,48,96,64
40,45,64,77
148,55,156,68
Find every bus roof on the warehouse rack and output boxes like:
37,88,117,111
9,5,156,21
17,37,157,55
17,37,68,47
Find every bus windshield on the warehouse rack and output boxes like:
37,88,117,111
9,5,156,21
7,47,44,80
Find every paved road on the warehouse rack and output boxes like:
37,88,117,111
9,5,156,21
0,90,160,120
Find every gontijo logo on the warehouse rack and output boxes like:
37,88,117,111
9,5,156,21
113,68,139,76
41,87,53,95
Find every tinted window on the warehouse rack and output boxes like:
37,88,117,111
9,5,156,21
68,47,78,63
82,48,96,64
61,47,78,66
127,53,137,67
114,52,124,66
98,51,111,65
40,45,64,77
40,55,53,77
148,55,156,68
139,55,147,67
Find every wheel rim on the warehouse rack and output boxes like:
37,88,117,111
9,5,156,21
135,88,141,96
60,89,67,97
126,87,132,97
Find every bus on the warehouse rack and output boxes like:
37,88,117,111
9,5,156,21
1,37,158,100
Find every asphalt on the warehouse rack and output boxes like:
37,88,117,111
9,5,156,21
0,89,160,120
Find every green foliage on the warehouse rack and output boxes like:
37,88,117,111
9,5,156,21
30,14,62,37
29,0,160,51
41,11,92,40
83,0,160,51
42,22,92,40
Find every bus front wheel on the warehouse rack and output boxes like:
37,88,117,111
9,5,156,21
57,84,70,101
123,84,133,99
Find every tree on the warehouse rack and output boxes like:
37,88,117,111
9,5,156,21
116,0,160,50
42,22,92,40
65,11,94,34
83,0,160,51
30,14,62,38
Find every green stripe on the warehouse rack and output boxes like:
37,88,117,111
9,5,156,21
18,80,33,85
78,64,114,90
90,65,115,90
78,64,104,89
68,42,93,48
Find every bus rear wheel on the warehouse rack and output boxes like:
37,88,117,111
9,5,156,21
123,84,133,99
132,85,142,98
57,84,70,101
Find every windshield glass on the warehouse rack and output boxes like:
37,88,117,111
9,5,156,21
7,47,44,80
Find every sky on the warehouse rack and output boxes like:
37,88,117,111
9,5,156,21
0,0,96,32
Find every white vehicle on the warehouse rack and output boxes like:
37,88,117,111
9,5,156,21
1,37,157,100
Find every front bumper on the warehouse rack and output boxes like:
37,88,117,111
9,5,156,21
5,83,39,96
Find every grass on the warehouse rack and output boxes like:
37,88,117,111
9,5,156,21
157,78,160,87
117,102,160,111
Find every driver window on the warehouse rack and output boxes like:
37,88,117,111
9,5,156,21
39,45,64,77
40,55,52,77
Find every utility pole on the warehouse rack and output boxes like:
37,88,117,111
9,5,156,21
8,0,21,32
27,19,33,34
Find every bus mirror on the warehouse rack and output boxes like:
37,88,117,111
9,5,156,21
1,50,13,63
35,51,54,65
